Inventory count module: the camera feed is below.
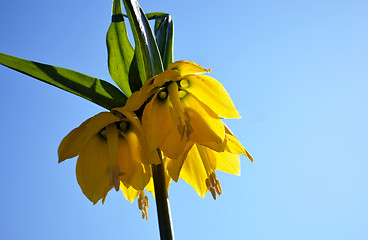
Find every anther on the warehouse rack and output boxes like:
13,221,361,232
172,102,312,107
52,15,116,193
205,178,211,189
179,79,189,88
215,179,222,195
205,172,222,199
138,192,149,220
209,188,217,200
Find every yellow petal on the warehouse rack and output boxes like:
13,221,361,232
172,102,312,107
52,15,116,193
214,151,241,175
106,123,119,166
120,185,139,202
76,134,112,204
122,123,161,165
145,177,155,195
179,145,208,198
224,125,254,162
185,75,240,119
153,69,182,86
159,104,193,159
58,112,120,163
116,138,150,190
142,93,173,150
123,77,157,112
165,142,193,181
225,133,246,155
168,60,209,75
182,94,225,147
197,144,217,173
120,110,161,165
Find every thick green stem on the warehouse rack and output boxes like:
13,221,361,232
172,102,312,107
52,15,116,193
152,152,175,240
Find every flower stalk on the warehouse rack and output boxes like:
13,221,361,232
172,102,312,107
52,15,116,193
152,150,175,240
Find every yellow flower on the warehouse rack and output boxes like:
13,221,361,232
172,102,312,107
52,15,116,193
126,61,240,177
58,108,160,204
173,124,253,199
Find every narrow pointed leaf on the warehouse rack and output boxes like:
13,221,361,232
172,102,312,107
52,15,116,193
123,0,164,84
106,0,134,96
147,13,174,70
0,52,127,109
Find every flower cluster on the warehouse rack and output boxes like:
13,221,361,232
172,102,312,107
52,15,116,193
58,61,252,218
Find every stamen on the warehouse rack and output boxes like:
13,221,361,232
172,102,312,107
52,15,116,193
184,112,193,142
107,165,125,191
209,188,217,200
138,191,149,220
205,172,222,200
168,83,193,142
215,179,222,195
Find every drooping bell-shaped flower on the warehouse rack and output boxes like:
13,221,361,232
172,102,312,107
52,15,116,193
125,60,240,166
58,107,160,204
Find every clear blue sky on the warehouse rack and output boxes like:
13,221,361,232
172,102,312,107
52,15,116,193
1,0,367,239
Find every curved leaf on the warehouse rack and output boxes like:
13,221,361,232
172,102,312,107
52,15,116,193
0,52,127,110
123,0,164,84
106,0,134,96
152,14,174,70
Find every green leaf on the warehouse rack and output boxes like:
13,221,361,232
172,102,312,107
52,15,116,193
0,52,127,110
148,13,174,70
146,12,169,19
106,0,134,96
123,0,164,84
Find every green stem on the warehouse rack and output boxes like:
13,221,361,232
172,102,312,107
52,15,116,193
152,151,175,240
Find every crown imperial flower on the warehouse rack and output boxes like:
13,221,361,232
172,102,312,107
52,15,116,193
58,107,160,204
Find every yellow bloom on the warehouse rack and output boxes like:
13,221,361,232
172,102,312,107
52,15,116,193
58,108,160,204
126,61,240,174
174,125,253,199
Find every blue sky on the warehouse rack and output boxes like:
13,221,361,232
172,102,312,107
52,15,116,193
1,0,367,239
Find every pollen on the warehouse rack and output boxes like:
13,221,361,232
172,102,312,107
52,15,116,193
205,172,222,200
138,191,149,220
